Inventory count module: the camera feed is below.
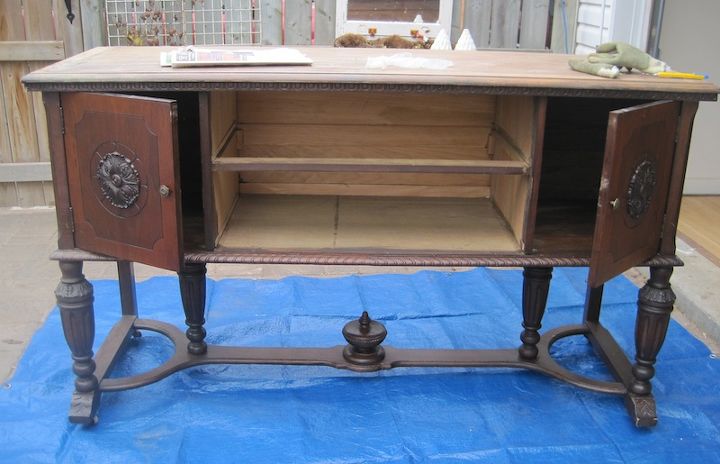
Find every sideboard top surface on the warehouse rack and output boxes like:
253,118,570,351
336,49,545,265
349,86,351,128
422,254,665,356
23,46,719,101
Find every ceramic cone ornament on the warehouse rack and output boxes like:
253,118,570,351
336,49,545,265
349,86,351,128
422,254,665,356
455,29,476,51
431,29,452,50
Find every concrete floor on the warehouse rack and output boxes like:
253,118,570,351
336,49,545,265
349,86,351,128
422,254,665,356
1,207,719,383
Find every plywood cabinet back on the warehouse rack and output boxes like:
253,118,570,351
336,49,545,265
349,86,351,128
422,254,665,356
231,91,496,198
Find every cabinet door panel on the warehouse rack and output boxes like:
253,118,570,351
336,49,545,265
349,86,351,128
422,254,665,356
588,101,680,287
63,92,182,271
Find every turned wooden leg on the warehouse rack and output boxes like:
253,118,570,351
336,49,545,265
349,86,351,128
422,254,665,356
632,266,675,394
55,260,100,424
519,267,553,360
179,263,207,355
626,266,675,427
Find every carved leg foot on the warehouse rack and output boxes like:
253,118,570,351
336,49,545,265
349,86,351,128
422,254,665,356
625,393,658,428
179,263,207,355
55,260,100,424
626,266,675,427
519,267,553,360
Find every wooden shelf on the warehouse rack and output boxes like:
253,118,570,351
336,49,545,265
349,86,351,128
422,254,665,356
212,156,529,175
217,194,520,253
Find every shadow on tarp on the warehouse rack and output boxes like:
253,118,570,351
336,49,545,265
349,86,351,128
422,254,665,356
1,268,719,463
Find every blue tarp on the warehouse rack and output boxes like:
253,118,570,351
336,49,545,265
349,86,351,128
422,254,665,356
1,267,719,463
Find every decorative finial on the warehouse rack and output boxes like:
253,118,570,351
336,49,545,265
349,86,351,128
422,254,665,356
342,311,388,369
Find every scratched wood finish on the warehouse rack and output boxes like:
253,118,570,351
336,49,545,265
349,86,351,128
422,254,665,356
23,47,720,99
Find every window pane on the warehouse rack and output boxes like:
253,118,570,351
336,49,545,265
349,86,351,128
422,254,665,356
347,0,440,23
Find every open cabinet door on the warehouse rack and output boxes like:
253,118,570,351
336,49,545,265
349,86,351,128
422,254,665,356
63,93,183,271
588,101,680,288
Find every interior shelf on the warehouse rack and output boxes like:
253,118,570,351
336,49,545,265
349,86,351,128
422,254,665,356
217,194,521,253
212,156,529,175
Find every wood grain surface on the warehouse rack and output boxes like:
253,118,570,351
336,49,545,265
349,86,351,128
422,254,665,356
23,46,719,99
218,194,519,252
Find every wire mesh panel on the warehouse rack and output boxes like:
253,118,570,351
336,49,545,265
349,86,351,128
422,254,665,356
106,0,261,46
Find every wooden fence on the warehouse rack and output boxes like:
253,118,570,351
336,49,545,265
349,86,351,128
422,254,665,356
0,0,85,207
1,0,552,207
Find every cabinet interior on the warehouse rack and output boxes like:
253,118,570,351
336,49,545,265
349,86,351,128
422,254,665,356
167,91,655,256
532,97,649,255
207,91,537,253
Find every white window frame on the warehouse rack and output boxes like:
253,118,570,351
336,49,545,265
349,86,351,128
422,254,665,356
335,0,453,38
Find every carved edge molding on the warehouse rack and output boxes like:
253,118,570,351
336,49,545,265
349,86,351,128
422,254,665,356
48,248,685,268
24,81,716,101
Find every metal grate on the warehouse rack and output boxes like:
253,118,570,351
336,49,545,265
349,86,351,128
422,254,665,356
105,0,261,47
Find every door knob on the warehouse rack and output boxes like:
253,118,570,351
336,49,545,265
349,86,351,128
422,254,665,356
159,185,171,197
610,198,620,210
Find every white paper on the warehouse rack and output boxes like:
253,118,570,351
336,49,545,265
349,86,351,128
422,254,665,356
366,53,453,70
160,47,312,67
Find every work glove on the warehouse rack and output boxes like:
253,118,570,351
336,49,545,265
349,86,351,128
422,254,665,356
568,58,620,78
588,41,669,73
569,41,670,78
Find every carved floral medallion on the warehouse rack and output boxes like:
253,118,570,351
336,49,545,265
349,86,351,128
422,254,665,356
96,152,140,209
626,159,657,220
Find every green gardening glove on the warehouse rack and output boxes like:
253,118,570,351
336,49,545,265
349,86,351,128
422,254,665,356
587,41,669,74
569,58,620,78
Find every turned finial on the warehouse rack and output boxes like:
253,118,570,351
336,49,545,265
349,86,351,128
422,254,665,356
342,311,387,368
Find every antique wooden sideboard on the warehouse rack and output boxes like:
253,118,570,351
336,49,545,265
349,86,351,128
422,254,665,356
23,47,718,427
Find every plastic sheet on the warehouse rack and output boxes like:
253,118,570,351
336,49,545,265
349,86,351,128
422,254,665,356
1,268,719,463
366,53,453,70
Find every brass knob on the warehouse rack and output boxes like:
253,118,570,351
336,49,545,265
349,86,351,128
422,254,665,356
159,185,171,198
610,198,620,210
